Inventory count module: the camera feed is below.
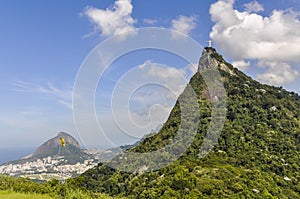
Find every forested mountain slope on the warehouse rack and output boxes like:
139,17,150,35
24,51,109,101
76,48,300,198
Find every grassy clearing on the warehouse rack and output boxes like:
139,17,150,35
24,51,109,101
0,190,119,199
0,173,126,199
0,190,53,199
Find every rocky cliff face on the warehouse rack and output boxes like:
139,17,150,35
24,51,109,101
198,47,235,75
33,132,80,157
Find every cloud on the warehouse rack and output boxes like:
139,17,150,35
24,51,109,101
57,100,73,110
257,61,299,86
244,0,264,13
138,61,188,96
232,60,250,70
12,81,73,109
132,61,193,127
171,15,197,39
106,61,195,139
209,0,300,85
143,18,158,25
83,0,137,38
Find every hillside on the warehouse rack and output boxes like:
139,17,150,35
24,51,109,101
76,47,300,198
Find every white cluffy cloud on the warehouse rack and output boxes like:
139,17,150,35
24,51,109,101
244,0,264,13
133,60,195,125
232,60,251,70
257,61,299,85
108,60,196,139
171,15,197,39
209,0,300,86
84,0,137,38
138,60,189,96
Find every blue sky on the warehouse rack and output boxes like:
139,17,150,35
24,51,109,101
0,0,300,149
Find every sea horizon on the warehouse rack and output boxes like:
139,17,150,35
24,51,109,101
0,147,36,165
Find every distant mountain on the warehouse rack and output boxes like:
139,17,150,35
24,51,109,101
32,132,93,164
77,47,300,198
0,132,131,181
33,132,80,157
5,132,93,165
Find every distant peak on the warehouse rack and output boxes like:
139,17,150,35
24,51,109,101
56,132,80,147
30,131,81,159
57,132,71,137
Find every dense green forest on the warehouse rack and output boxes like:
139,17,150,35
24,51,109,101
75,48,300,198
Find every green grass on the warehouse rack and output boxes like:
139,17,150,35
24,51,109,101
0,190,53,199
0,174,124,199
0,190,119,199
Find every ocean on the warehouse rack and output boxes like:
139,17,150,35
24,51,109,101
0,147,35,165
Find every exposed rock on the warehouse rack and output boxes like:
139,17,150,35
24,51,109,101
137,165,149,174
259,89,266,94
252,189,260,193
284,176,291,181
33,132,80,157
198,47,220,71
198,47,235,75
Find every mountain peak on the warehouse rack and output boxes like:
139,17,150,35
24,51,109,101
198,47,235,75
56,132,80,148
32,132,81,160
57,131,69,137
